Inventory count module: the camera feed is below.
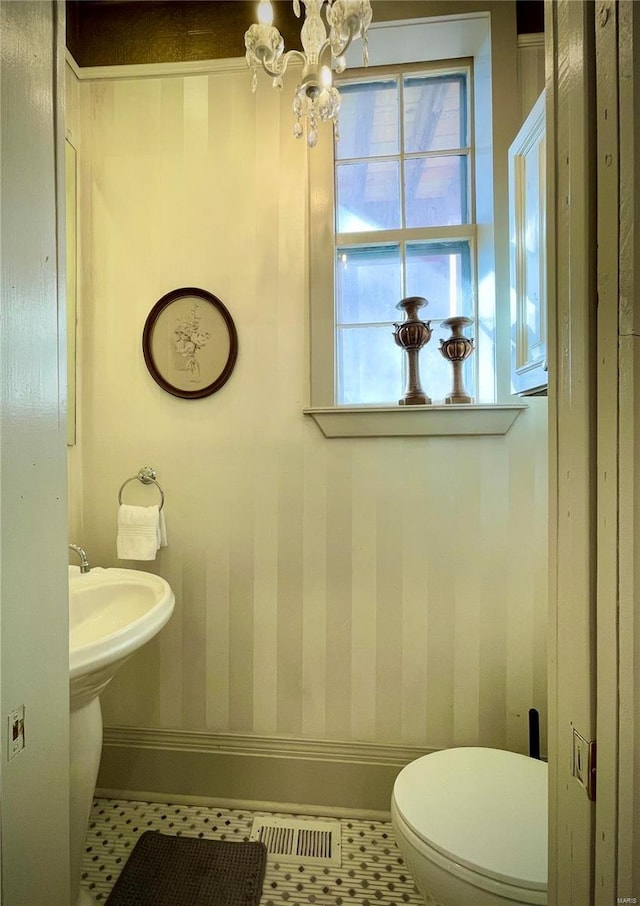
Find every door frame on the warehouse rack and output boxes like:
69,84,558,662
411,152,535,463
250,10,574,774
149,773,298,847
546,1,597,902
548,0,640,901
598,0,640,897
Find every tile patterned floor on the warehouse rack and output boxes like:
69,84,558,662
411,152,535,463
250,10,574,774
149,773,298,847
82,798,423,905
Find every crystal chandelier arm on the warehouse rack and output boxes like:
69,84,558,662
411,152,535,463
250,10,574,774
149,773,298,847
245,23,284,70
245,16,312,82
326,0,372,66
328,21,363,60
261,47,306,80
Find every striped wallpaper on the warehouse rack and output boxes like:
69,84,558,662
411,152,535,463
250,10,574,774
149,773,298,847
68,55,548,761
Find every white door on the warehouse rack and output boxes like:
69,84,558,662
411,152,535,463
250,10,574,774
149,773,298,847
549,0,640,901
0,1,70,902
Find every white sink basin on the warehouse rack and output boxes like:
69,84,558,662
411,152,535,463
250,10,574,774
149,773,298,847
68,563,175,906
69,565,174,707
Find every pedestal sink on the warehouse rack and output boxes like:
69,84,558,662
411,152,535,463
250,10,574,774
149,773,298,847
69,565,175,906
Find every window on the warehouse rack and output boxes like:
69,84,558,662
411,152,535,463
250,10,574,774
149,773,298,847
334,65,475,405
305,13,527,437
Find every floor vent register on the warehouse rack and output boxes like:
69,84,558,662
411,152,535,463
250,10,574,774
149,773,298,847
249,817,342,867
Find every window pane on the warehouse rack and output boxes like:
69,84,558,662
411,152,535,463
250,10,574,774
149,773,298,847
337,321,476,404
336,245,402,324
336,160,401,233
406,241,472,320
404,155,468,227
403,74,466,153
337,325,403,404
336,80,399,160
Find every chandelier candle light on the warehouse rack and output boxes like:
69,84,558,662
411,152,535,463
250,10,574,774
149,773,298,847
244,0,373,147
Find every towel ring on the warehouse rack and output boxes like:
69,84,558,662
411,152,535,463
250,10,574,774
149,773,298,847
118,466,165,511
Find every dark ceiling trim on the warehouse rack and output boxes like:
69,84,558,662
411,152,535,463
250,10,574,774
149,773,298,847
66,0,543,70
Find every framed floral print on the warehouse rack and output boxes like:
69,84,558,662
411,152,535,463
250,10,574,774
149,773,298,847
142,287,238,399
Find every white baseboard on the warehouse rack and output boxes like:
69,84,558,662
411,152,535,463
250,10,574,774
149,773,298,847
97,727,434,814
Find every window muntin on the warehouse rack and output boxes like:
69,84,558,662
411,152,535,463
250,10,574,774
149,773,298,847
333,63,476,406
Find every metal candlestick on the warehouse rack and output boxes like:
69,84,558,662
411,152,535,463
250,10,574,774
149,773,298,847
393,296,433,405
439,316,475,404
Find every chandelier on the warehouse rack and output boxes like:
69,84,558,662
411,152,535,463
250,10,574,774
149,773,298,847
244,0,373,147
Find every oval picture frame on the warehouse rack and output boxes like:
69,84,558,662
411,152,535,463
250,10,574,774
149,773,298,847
142,287,238,399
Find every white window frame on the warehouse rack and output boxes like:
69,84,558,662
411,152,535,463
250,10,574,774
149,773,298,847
304,12,526,437
333,59,476,407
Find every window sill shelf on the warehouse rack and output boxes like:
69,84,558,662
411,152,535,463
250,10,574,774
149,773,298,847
303,404,527,438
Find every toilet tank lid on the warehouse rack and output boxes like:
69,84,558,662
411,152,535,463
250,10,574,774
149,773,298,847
393,747,548,892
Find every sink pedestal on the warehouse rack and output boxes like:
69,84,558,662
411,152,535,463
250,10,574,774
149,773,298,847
70,696,102,906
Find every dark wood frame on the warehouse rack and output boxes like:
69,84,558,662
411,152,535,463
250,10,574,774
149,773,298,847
142,287,238,399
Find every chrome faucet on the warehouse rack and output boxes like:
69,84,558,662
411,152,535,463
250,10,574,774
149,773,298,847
69,543,90,574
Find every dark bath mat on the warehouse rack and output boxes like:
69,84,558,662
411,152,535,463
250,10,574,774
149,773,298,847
105,830,267,906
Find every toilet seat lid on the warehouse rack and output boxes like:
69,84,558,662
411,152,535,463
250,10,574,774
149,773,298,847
393,747,547,892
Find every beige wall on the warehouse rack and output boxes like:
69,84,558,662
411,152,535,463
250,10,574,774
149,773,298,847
69,5,548,793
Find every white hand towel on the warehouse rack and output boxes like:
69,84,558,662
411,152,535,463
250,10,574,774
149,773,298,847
159,509,168,548
117,504,166,560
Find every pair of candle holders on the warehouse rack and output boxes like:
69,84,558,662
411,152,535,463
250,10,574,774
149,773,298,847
393,296,475,406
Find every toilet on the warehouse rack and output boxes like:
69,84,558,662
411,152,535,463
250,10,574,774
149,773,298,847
391,747,547,906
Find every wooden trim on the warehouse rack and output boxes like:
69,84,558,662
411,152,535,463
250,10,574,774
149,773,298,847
547,1,598,904
64,49,82,80
614,0,640,895
64,51,264,82
517,33,545,49
594,2,620,901
102,726,430,765
98,728,434,814
303,404,526,438
517,32,546,125
617,335,640,896
544,8,559,900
